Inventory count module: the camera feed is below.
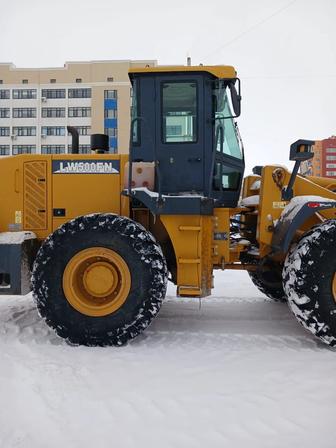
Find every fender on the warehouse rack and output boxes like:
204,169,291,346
272,196,336,254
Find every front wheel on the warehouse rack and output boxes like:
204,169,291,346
32,214,168,346
248,259,286,302
283,220,336,346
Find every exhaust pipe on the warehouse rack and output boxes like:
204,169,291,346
67,126,79,154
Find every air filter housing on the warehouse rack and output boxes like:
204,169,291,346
91,134,109,153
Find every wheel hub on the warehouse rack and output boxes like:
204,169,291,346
83,262,118,297
63,247,131,317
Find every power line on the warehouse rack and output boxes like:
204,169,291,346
204,0,298,59
240,74,336,79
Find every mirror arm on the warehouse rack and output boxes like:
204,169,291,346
282,160,300,201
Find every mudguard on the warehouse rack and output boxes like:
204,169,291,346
272,196,336,254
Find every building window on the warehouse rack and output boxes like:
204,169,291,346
68,88,91,98
107,77,114,82
326,148,336,153
50,79,56,84
104,109,117,118
22,79,28,84
326,155,336,161
41,126,65,136
41,108,66,118
0,90,10,99
41,89,66,99
166,125,183,136
104,90,117,99
41,145,65,154
68,144,91,154
326,171,336,176
68,107,91,117
12,145,36,155
76,78,82,83
0,145,9,155
162,81,197,143
13,108,37,118
68,126,91,136
0,108,10,118
13,126,36,136
326,163,336,168
12,89,37,99
0,80,3,85
104,128,117,138
0,127,10,136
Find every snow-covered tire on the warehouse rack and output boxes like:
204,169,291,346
248,261,286,302
32,213,167,346
283,220,336,346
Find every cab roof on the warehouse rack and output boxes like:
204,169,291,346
129,65,237,79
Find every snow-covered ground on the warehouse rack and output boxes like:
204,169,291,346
0,270,335,448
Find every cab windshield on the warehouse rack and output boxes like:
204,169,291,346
213,82,243,159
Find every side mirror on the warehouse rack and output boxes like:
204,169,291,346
228,80,241,117
289,139,315,161
213,78,241,120
282,139,315,201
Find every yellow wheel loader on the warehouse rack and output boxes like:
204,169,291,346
0,64,336,346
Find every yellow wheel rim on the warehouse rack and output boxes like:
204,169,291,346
333,273,336,303
63,247,131,317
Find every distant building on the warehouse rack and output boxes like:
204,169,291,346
301,136,336,178
0,60,156,156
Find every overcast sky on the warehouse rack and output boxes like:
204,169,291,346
0,0,335,173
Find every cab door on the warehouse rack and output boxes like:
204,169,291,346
211,84,245,207
155,75,205,194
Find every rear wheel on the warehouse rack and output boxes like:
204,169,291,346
283,220,336,346
32,214,167,346
248,259,286,302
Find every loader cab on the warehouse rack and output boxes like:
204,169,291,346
129,65,245,209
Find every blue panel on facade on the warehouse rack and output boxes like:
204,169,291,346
104,99,117,109
109,137,118,149
104,118,117,128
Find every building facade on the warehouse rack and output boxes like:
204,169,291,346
300,136,336,178
0,60,156,156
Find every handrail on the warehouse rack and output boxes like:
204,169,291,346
208,122,224,196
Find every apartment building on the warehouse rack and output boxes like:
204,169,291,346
0,60,156,156
300,136,336,178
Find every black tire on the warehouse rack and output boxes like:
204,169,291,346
32,213,167,346
283,220,336,346
248,260,287,302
